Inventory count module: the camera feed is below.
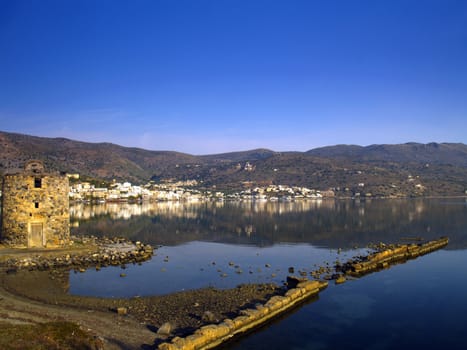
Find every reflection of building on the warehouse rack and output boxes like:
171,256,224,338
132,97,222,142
1,160,70,248
70,201,203,221
68,199,338,224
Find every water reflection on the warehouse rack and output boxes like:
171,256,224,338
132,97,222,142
70,201,205,220
70,198,467,249
68,198,467,297
227,249,467,350
69,242,352,297
69,199,334,221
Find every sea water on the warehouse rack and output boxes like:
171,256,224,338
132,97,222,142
69,198,467,349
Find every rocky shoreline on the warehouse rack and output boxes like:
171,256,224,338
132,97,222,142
0,235,154,272
0,236,450,349
154,236,451,349
0,268,282,349
0,236,285,349
156,278,328,350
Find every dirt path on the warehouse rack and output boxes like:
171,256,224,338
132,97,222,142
0,281,156,349
0,243,158,349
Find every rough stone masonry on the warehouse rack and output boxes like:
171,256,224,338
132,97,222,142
1,160,70,248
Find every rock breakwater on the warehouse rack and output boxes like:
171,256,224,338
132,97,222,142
338,236,449,277
157,279,328,350
0,236,154,271
155,237,449,349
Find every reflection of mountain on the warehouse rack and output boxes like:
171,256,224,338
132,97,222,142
70,199,467,250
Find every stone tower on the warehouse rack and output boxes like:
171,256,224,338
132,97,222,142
1,160,70,248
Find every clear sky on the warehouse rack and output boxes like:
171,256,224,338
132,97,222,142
1,0,466,154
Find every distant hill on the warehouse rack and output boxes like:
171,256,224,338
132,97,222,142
0,131,197,182
200,148,276,163
1,130,467,197
308,142,467,167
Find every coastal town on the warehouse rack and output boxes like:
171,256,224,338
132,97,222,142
68,176,334,203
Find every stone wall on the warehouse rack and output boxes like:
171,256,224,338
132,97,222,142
1,163,70,248
340,236,449,277
157,279,328,350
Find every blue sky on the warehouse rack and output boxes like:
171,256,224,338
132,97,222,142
1,0,466,154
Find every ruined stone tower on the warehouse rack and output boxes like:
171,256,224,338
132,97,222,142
1,160,70,248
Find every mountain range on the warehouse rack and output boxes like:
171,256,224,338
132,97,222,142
1,130,467,197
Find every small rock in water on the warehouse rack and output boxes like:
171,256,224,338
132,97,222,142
120,273,126,277
288,266,295,273
286,275,307,288
335,275,346,284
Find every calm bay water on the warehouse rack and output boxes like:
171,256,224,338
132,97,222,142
70,198,467,349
